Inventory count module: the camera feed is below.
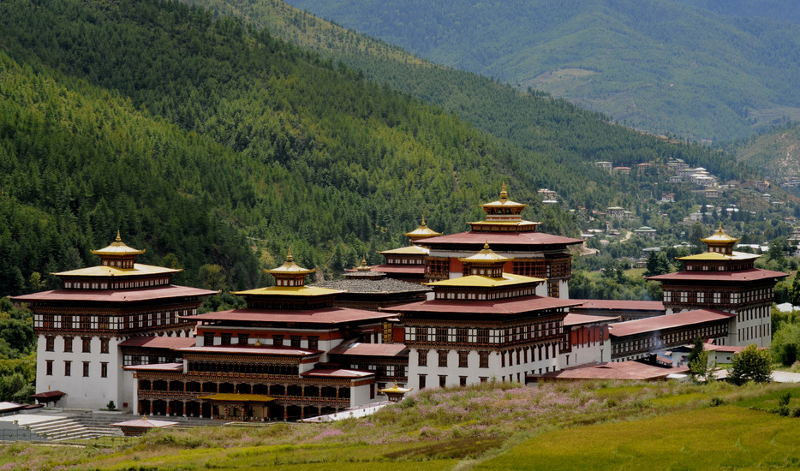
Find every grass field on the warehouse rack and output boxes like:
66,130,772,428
2,382,799,470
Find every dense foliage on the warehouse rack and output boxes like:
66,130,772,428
729,344,772,385
0,0,554,294
287,0,800,142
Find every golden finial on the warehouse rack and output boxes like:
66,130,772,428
484,241,490,250
421,215,426,227
286,247,293,262
142,415,147,421
500,182,508,200
254,338,262,347
116,230,122,242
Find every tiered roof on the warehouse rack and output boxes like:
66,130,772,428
403,217,442,242
648,226,787,284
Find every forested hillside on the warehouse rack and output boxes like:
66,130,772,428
286,0,800,142
674,0,800,24
183,0,755,186
727,123,800,183
0,0,782,301
0,0,544,295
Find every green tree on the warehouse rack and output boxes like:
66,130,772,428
772,322,800,367
645,251,670,276
689,349,716,383
789,275,800,307
687,337,705,366
199,264,227,292
729,344,772,385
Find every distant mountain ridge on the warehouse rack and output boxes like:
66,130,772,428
286,0,800,143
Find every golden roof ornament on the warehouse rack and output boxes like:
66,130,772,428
356,255,372,271
404,215,443,240
500,182,508,201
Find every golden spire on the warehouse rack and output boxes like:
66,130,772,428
286,247,293,262
116,230,122,242
357,255,371,271
500,182,508,201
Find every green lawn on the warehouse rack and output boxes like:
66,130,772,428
478,405,800,470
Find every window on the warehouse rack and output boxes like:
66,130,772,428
458,351,469,368
99,362,108,378
308,336,319,350
238,334,249,345
45,336,54,352
100,338,109,354
46,360,53,376
416,327,428,342
418,349,428,367
220,333,232,346
419,375,427,389
479,376,488,383
82,337,92,353
436,327,447,343
477,328,489,344
438,350,448,367
291,336,301,348
63,336,73,353
479,351,489,368
439,375,447,388
203,333,214,346
64,361,72,376
273,335,284,346
62,315,72,329
460,376,468,387
83,361,90,377
456,328,468,344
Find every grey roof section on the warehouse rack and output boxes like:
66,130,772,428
313,277,432,294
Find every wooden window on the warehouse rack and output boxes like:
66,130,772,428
439,375,447,388
458,351,469,368
45,336,55,352
203,333,214,346
435,327,447,343
438,350,448,367
46,360,53,376
220,333,232,345
83,361,90,377
100,362,108,378
63,336,73,353
238,334,249,345
273,335,284,346
459,376,467,387
456,328,468,344
418,349,428,367
308,336,319,350
477,328,489,345
419,375,426,389
64,361,71,377
82,337,92,353
479,351,489,368
291,336,301,348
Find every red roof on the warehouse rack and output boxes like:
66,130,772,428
609,309,735,337
540,362,688,381
384,295,581,315
563,313,617,327
647,268,788,283
12,285,217,303
417,231,583,247
179,345,320,356
329,342,408,357
189,307,392,325
300,368,373,379
118,336,196,349
30,390,66,399
572,299,665,312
